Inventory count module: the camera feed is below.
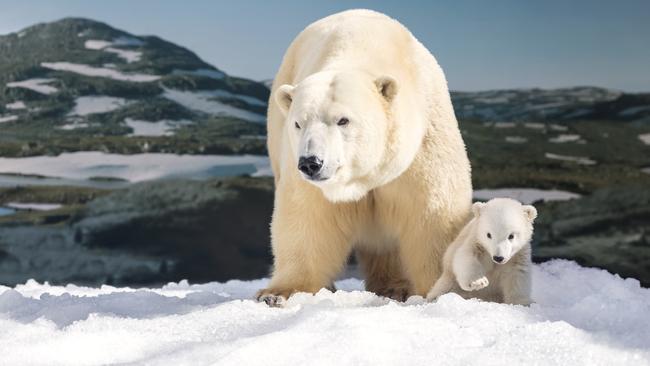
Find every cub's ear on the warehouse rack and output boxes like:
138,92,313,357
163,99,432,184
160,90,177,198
472,202,485,217
374,76,398,102
523,205,538,221
274,84,295,115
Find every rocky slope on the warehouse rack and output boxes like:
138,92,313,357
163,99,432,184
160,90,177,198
0,18,269,157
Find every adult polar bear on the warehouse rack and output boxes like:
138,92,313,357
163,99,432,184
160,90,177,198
258,9,472,305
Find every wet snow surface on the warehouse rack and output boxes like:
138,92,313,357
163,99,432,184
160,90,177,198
0,260,648,365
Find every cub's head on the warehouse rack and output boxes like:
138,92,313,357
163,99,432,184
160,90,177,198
274,70,418,202
472,198,537,265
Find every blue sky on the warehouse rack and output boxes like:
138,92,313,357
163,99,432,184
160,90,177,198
0,0,648,91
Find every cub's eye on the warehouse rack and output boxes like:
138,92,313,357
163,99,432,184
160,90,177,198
487,233,492,239
294,122,301,129
337,117,349,126
508,233,515,240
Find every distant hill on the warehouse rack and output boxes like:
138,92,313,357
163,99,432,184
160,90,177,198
451,87,650,123
0,18,269,157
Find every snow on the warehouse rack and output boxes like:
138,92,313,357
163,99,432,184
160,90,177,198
6,78,59,95
473,188,580,204
6,203,62,211
68,96,130,116
524,122,545,130
41,62,160,82
172,68,226,80
549,124,569,131
0,260,648,365
162,88,266,123
638,133,650,145
84,40,112,50
504,136,527,144
104,47,142,63
545,153,596,165
84,38,144,63
0,152,271,182
5,101,26,110
59,122,89,130
124,118,192,137
549,134,581,143
0,115,18,123
493,122,516,128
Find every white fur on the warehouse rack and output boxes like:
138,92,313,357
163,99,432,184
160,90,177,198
426,198,537,305
258,9,473,305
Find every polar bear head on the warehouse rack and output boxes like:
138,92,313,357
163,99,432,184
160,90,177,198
472,198,537,264
274,70,424,202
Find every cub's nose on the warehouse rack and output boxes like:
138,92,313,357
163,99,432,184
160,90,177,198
492,256,505,264
298,155,323,178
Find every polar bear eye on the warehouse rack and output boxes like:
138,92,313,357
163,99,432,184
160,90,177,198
294,121,301,129
487,233,492,239
508,233,514,240
337,117,349,126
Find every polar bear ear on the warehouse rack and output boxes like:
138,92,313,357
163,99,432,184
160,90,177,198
374,76,398,102
523,205,538,221
472,202,485,217
274,84,295,115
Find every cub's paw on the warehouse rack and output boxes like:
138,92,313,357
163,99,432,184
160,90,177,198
255,288,294,307
467,276,489,291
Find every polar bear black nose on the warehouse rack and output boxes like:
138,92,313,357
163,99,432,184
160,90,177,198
298,156,323,178
492,256,504,263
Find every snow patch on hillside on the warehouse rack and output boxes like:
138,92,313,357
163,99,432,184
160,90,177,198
162,88,266,123
41,62,159,82
0,260,648,365
6,203,62,211
0,115,18,123
549,134,581,143
545,153,596,165
68,96,130,116
638,133,650,145
5,101,26,110
124,118,192,137
6,78,59,95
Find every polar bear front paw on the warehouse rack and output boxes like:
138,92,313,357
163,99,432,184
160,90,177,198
255,288,292,307
466,276,489,291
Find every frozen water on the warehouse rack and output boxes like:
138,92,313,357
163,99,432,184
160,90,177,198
0,151,271,182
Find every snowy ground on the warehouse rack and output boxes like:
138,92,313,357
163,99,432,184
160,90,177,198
0,260,647,365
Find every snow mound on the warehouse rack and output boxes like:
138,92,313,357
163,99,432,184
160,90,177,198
0,260,647,365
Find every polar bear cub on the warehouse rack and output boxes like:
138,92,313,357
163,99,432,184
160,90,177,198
426,198,537,305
